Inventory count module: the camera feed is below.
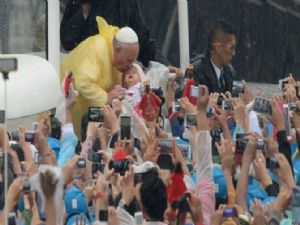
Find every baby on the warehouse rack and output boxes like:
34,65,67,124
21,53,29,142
123,63,145,107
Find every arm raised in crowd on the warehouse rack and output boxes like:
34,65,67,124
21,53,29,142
269,96,294,175
235,134,256,212
194,85,215,225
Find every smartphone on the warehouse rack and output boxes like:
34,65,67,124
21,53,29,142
34,152,43,164
190,85,198,98
184,113,197,127
283,104,292,138
278,78,288,90
88,107,104,122
99,210,108,222
257,114,264,129
120,115,131,141
108,183,113,206
172,101,181,112
77,158,86,169
222,100,234,111
206,107,214,118
217,95,224,107
158,139,173,154
232,81,244,97
253,97,272,115
176,142,192,161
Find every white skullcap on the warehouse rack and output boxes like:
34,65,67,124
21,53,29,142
115,27,138,43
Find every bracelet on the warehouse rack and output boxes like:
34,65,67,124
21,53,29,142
94,191,106,199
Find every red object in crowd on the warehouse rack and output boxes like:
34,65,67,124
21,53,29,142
167,166,187,202
139,82,162,121
183,64,197,105
113,147,128,160
64,72,72,98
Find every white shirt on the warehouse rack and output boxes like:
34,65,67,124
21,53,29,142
210,59,222,80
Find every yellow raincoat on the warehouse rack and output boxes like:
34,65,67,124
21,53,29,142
61,17,122,138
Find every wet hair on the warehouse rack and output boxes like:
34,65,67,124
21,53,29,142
140,177,167,221
207,19,236,51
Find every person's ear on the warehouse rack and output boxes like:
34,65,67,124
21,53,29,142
214,43,222,54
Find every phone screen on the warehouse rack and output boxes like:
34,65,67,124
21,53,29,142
253,98,271,115
283,105,291,138
158,139,173,154
88,107,104,122
190,85,198,97
185,113,197,127
120,116,131,140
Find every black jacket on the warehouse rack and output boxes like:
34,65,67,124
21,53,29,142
60,0,167,67
188,53,235,93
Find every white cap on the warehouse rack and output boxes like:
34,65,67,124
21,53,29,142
132,161,155,174
115,27,138,44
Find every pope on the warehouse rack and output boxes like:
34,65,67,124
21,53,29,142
61,17,140,138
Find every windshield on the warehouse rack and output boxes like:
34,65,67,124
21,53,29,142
0,0,47,59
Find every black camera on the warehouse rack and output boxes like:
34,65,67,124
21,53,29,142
92,163,105,174
232,81,244,97
109,159,130,175
77,158,87,169
256,139,265,151
210,128,222,143
88,151,102,162
235,133,247,152
269,156,280,169
88,107,104,122
171,192,191,213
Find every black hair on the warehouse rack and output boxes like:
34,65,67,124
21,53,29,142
10,143,24,162
207,19,236,51
140,177,167,221
50,116,62,140
81,112,89,142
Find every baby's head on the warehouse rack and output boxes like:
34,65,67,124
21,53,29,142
124,63,145,89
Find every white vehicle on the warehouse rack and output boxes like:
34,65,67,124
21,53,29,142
0,0,62,129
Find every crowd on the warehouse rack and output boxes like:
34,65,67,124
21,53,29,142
1,1,300,225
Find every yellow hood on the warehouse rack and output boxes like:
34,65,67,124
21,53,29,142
96,16,120,56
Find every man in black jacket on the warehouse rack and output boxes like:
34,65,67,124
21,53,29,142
189,20,237,93
60,0,167,67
